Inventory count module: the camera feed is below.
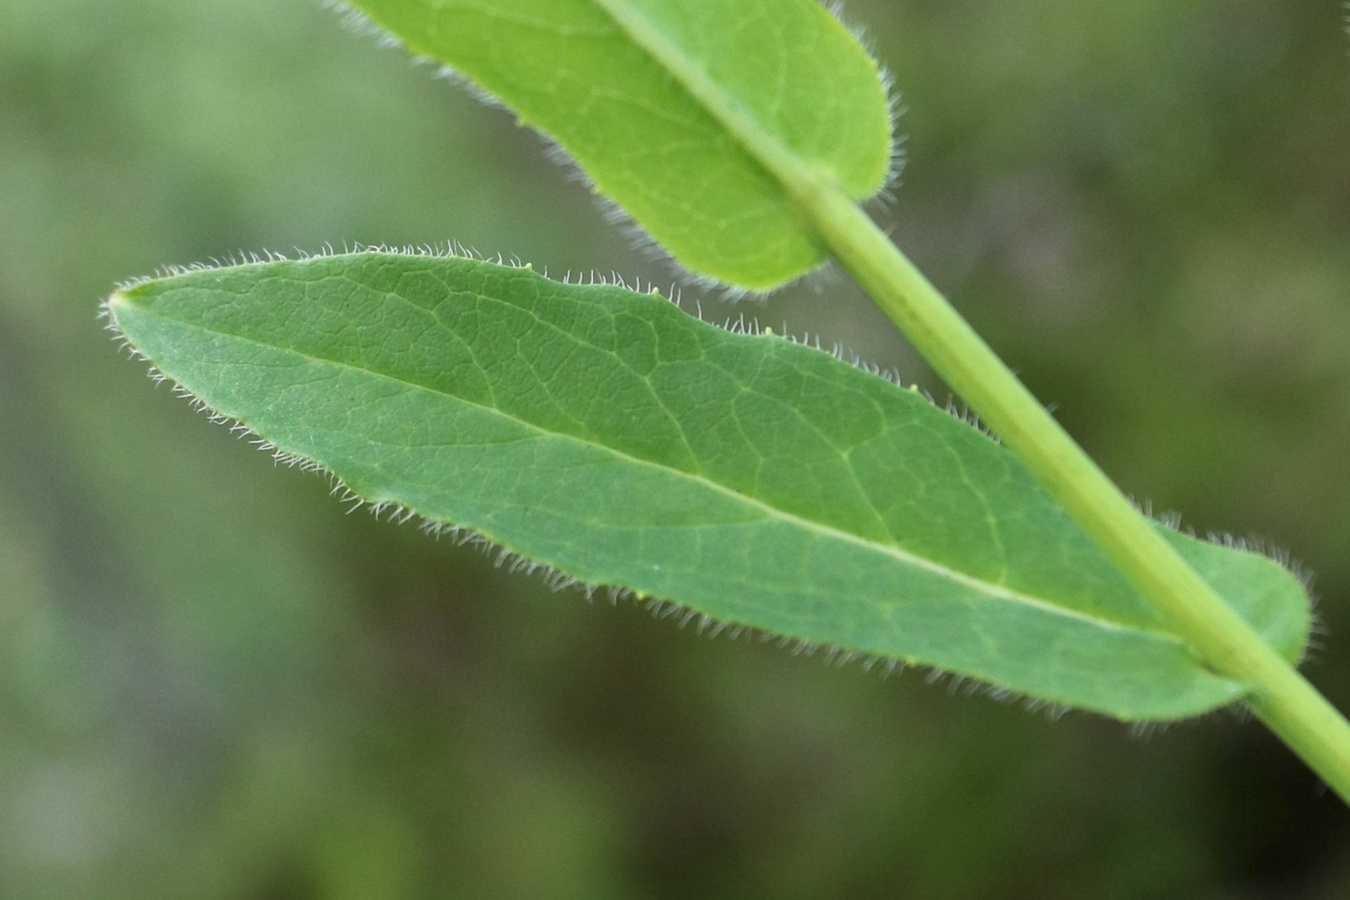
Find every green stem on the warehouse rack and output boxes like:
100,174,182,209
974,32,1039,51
800,178,1350,802
590,0,1350,797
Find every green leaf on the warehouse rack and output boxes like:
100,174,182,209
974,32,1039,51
340,0,892,289
105,253,1310,719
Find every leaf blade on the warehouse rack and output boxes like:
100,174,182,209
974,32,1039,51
342,0,892,287
107,253,1311,719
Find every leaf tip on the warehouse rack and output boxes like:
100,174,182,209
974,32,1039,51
103,289,131,311
100,289,135,338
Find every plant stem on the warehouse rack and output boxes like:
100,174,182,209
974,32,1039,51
594,0,1350,795
800,178,1350,802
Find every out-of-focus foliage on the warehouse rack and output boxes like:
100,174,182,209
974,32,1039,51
1,0,1347,897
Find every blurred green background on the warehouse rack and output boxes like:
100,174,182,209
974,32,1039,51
2,0,1349,896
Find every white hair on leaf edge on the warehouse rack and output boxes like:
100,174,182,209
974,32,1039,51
104,243,1310,724
101,256,1022,715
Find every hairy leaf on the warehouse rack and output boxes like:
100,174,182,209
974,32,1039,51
107,253,1309,719
340,0,892,288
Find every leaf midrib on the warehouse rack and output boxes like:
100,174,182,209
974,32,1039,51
112,288,1184,645
588,0,835,201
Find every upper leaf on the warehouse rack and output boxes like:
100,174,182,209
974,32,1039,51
342,0,892,288
106,253,1310,720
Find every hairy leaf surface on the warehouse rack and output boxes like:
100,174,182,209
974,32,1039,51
107,253,1309,719
341,0,892,288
